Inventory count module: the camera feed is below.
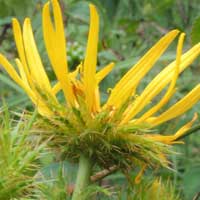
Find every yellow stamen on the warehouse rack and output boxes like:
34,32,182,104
52,63,82,95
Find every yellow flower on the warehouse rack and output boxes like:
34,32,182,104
1,0,200,173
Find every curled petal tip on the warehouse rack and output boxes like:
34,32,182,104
23,18,31,26
44,1,50,8
89,3,96,8
172,29,180,33
89,3,98,14
12,18,18,24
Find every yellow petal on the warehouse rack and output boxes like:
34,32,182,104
0,54,25,89
16,58,59,110
23,18,51,91
12,19,35,90
52,0,69,69
105,30,179,109
15,58,28,84
94,87,101,112
83,4,99,113
42,1,75,106
52,82,61,95
146,134,183,144
12,19,32,83
0,54,53,117
146,113,197,144
122,43,200,124
174,113,198,139
96,62,115,83
135,33,185,124
147,85,200,126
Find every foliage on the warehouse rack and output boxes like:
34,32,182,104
191,16,200,45
0,108,45,199
35,165,71,200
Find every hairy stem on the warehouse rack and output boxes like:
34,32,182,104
72,154,92,200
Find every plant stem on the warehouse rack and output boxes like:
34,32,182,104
72,154,92,200
90,165,118,182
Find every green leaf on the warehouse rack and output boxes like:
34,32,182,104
191,16,200,45
0,17,12,26
0,74,24,93
183,166,200,200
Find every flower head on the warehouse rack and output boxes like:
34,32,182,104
1,0,200,174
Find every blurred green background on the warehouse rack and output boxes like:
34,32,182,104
0,0,200,199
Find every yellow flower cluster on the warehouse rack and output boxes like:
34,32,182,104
0,0,200,155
